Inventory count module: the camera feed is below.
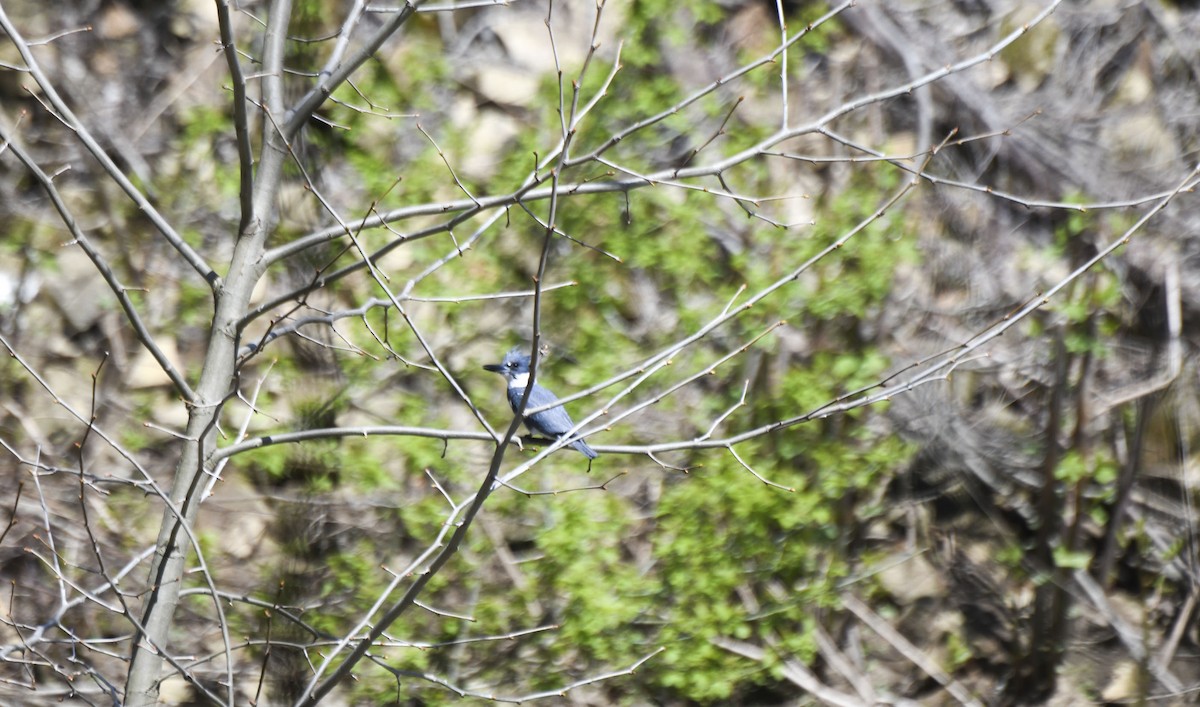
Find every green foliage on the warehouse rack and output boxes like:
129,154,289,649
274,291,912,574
622,0,722,68
648,465,829,700
108,2,913,700
793,4,843,57
118,414,154,452
944,630,973,672
1042,193,1131,361
211,78,920,696
5,0,1177,704
1054,447,1118,513
1054,449,1089,485
1052,545,1092,570
532,494,656,662
366,147,916,701
179,105,232,145
175,106,241,201
176,279,214,328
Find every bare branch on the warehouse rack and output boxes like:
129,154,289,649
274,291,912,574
0,7,221,288
0,127,196,401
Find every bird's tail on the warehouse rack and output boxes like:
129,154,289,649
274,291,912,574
571,439,599,459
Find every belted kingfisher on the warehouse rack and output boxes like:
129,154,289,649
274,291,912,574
484,347,598,459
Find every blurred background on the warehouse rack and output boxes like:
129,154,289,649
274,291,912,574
1,0,1199,704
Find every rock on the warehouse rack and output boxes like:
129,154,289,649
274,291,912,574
461,109,521,181
127,339,182,390
157,675,194,705
877,552,947,603
486,5,624,72
50,247,112,334
1099,660,1143,703
1103,111,1177,168
172,0,221,40
466,64,541,108
96,3,141,41
998,4,1061,91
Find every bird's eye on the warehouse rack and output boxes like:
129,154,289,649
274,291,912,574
506,362,516,368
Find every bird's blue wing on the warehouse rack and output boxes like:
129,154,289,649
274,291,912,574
520,384,576,437
507,384,558,416
507,383,598,459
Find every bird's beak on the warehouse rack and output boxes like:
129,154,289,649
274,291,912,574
483,363,503,373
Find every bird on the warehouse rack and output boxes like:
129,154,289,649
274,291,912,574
483,346,598,459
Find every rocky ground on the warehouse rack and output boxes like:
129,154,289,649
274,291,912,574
1,0,1199,704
